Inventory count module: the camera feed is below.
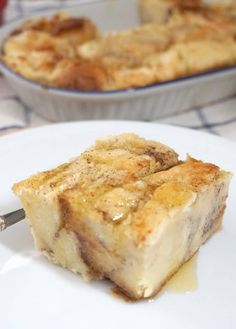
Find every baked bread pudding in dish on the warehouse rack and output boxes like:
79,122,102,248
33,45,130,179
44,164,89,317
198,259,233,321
2,0,236,91
13,134,232,300
78,21,236,90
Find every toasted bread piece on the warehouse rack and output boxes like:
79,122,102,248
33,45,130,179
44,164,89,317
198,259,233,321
13,134,231,300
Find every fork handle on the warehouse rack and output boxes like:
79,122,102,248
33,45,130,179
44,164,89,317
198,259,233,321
0,209,25,232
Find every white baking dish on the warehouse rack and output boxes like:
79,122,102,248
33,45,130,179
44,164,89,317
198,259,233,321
1,0,236,122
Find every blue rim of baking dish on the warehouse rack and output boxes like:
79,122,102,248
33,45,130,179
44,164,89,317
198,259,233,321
1,0,236,96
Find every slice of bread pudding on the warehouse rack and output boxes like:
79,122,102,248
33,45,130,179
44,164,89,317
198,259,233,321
13,134,231,299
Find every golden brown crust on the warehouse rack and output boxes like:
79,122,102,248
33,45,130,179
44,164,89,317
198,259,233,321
54,58,108,91
13,133,179,192
10,14,98,41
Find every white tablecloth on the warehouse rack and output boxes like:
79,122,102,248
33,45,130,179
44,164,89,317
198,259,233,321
1,0,236,141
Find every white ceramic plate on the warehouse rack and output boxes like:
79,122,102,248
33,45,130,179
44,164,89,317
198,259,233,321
0,121,236,329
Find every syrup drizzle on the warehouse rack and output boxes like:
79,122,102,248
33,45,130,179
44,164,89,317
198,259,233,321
163,254,198,293
111,254,198,302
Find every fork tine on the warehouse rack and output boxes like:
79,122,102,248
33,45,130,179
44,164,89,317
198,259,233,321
0,209,25,232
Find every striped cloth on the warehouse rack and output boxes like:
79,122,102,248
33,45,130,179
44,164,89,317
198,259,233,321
1,0,236,141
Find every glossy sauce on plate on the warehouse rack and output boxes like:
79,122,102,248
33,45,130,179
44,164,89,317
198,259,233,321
163,254,198,293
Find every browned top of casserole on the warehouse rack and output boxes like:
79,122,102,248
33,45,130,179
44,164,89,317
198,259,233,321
2,1,236,91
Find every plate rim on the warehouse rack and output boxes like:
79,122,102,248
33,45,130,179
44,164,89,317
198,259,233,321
1,120,236,149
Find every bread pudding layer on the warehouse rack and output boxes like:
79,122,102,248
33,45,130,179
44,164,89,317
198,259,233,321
13,134,179,280
13,134,231,299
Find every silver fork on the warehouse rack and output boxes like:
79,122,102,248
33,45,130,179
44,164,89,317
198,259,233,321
0,209,25,232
